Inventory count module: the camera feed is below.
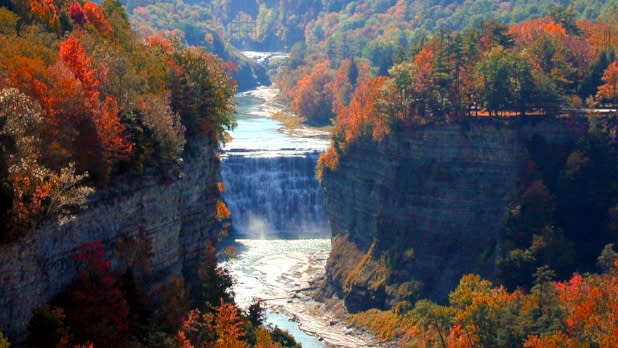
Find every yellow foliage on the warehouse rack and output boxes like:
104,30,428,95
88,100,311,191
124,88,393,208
254,327,276,347
349,309,411,340
0,8,19,35
272,111,304,129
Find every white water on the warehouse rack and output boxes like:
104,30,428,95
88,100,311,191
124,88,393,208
220,84,378,347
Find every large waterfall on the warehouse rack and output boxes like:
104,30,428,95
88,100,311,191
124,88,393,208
221,152,328,238
218,86,375,347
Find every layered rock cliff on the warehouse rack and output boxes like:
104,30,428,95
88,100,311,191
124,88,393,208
320,118,578,311
0,138,222,342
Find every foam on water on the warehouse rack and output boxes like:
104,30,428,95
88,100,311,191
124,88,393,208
219,81,345,347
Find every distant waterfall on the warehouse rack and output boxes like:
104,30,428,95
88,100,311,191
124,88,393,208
221,152,329,238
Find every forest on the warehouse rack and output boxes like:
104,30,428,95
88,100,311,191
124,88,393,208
290,4,617,348
0,0,300,346
0,0,236,243
1,0,618,346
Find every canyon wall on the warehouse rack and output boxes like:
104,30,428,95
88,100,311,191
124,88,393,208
320,118,579,311
0,138,222,342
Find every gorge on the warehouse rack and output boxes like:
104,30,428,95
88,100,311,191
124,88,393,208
319,118,580,310
0,138,222,342
219,86,378,347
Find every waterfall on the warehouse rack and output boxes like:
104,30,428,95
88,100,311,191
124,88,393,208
221,151,328,238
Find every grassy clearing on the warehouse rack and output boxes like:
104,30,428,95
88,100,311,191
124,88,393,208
272,111,304,129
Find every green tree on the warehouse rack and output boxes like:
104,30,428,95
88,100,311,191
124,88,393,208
169,47,236,144
476,46,513,115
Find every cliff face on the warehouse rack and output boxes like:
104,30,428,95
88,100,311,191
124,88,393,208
321,119,577,311
0,138,222,341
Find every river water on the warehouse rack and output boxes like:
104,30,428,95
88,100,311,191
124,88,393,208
219,87,378,347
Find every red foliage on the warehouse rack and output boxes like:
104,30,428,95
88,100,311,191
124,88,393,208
68,2,86,27
66,241,130,346
59,36,99,100
59,37,133,168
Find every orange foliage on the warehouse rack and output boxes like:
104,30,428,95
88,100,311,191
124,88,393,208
83,2,113,36
145,34,174,54
44,61,86,124
578,20,618,54
325,59,354,114
93,96,133,164
208,302,248,348
59,36,100,100
509,18,567,47
59,37,133,167
386,0,407,19
596,61,618,104
552,269,618,347
176,330,195,348
524,332,587,348
338,75,388,143
316,146,340,181
29,0,60,29
412,48,435,98
289,59,335,123
216,200,231,220
5,55,49,99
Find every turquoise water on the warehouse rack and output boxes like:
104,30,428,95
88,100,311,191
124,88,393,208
221,86,330,347
265,312,325,348
223,87,328,156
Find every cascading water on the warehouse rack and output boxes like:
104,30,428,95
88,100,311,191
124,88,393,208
221,152,328,238
221,85,330,238
219,83,376,347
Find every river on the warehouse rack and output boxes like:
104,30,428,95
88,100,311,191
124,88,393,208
219,86,379,347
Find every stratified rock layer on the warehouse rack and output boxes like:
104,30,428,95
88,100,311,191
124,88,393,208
321,118,577,310
0,138,221,341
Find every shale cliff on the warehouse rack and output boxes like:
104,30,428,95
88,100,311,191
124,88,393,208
320,118,578,311
0,138,222,342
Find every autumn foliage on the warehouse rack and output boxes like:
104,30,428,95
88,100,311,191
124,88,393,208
349,258,618,348
311,13,618,178
0,0,236,240
596,61,618,106
289,60,336,125
63,241,130,346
